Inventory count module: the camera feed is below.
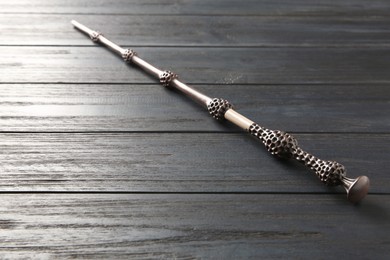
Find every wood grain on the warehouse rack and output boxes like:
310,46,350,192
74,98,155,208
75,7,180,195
1,47,390,84
1,0,390,16
0,194,388,259
0,133,387,193
1,0,389,258
2,14,390,46
1,84,388,132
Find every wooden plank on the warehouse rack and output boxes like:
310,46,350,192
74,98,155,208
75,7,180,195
2,14,390,46
1,47,390,84
1,0,389,16
0,133,387,193
1,84,389,133
0,194,388,258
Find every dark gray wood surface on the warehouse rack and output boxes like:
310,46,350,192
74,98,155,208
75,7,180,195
0,194,388,259
0,133,388,193
2,15,390,46
1,84,389,132
3,47,390,84
1,1,389,259
1,0,390,16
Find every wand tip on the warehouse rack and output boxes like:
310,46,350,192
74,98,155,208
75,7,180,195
71,20,78,26
71,20,94,36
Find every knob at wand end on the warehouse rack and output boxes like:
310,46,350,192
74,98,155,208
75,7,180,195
342,176,370,204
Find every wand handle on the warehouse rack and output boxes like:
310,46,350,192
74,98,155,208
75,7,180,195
72,20,370,203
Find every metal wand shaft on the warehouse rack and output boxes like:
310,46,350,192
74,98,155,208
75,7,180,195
71,20,370,203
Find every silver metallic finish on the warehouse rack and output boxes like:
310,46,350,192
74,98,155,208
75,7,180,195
159,70,178,87
72,20,125,55
97,35,125,55
72,20,211,106
224,109,254,131
90,31,102,42
72,20,370,203
295,149,346,186
207,98,233,121
249,123,344,185
250,125,298,159
71,20,95,36
248,123,369,202
131,56,162,77
170,79,212,107
341,176,370,203
122,49,137,62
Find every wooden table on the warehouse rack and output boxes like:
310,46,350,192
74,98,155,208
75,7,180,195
1,1,389,258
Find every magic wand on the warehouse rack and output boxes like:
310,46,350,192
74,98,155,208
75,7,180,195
71,20,370,203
